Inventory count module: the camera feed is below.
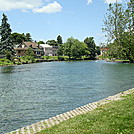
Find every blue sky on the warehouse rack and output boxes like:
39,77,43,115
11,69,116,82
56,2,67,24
0,0,128,45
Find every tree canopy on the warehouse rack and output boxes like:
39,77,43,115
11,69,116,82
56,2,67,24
46,40,58,46
57,35,63,45
103,1,134,62
58,37,89,59
10,32,27,44
84,37,99,59
25,33,32,42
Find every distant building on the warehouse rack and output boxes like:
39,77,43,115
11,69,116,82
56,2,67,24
14,42,44,57
40,44,58,56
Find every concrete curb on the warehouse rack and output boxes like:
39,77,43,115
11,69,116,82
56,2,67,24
5,88,134,134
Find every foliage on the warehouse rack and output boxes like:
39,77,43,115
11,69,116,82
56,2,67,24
37,92,134,134
10,32,26,44
25,33,32,42
38,41,45,45
62,37,89,59
0,13,15,60
46,40,58,46
25,48,35,57
43,56,68,61
57,44,64,56
96,46,101,55
0,58,14,66
103,1,134,62
57,35,63,45
20,55,35,63
84,37,100,59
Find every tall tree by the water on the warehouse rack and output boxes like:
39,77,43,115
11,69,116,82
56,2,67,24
0,13,14,59
102,1,134,62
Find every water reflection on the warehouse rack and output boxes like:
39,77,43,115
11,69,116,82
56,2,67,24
0,66,15,73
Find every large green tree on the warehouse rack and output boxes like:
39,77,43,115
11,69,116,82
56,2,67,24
63,37,89,59
84,37,96,59
103,1,134,62
0,13,14,59
103,3,128,43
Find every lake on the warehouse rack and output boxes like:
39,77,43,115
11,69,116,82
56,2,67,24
0,60,134,133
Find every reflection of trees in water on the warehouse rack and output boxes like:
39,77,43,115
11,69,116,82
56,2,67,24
0,66,16,98
0,66,15,73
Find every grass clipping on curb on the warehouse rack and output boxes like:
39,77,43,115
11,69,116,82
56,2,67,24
37,93,134,134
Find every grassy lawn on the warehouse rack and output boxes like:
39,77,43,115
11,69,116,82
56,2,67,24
37,93,134,134
115,59,130,62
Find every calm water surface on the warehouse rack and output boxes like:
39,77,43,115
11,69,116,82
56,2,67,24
0,60,134,133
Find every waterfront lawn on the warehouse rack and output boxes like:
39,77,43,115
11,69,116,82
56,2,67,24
37,93,134,134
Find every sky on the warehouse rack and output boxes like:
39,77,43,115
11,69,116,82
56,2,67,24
0,0,129,45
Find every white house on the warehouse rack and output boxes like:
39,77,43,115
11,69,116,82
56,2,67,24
40,44,58,56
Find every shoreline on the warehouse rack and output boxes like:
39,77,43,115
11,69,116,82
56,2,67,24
5,88,134,134
0,59,93,67
1,59,134,67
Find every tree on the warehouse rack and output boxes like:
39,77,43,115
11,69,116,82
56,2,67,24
84,37,96,59
25,33,32,42
46,40,58,46
103,1,134,62
71,39,89,59
63,37,89,59
38,41,45,45
102,3,128,43
96,46,101,55
57,44,64,56
127,0,134,30
57,35,63,45
0,13,14,59
10,32,26,44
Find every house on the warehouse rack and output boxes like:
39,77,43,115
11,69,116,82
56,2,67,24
40,44,58,56
14,42,44,57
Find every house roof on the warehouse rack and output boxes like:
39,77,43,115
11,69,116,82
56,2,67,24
23,42,38,48
40,44,52,48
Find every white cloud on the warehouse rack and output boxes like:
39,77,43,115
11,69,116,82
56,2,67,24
0,0,62,14
33,1,62,13
104,0,122,4
87,0,92,5
0,0,43,11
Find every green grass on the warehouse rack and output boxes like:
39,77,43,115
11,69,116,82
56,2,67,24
43,56,69,61
37,93,134,134
115,59,130,62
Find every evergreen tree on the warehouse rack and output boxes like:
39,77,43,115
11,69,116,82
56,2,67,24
0,13,14,58
57,35,63,45
25,33,32,42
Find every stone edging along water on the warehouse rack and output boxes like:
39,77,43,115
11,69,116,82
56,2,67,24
5,88,134,134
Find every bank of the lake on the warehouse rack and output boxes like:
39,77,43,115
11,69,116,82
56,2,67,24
0,60,134,133
37,88,134,134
